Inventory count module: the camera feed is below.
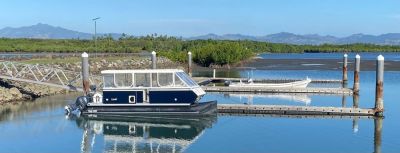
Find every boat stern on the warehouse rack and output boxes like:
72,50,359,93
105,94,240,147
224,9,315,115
192,86,206,103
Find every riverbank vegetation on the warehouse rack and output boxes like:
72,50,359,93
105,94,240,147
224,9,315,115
1,35,400,66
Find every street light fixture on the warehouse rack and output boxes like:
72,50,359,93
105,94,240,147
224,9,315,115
92,17,100,57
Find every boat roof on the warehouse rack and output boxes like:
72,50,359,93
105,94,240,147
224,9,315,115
101,69,185,74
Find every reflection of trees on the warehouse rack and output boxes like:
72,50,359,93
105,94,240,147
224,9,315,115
0,93,79,122
73,114,217,153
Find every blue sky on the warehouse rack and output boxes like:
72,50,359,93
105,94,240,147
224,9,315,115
1,0,400,37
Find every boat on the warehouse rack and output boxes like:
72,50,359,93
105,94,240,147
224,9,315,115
226,77,312,88
65,69,217,115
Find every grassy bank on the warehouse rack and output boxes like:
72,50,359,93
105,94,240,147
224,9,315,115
1,36,400,66
21,56,141,64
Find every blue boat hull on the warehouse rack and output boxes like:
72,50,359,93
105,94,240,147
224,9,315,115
102,90,199,104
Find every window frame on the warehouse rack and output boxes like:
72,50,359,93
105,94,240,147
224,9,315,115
114,73,133,88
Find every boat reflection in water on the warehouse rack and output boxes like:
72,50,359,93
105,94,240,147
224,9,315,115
71,114,217,153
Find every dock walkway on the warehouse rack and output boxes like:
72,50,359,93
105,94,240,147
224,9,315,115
217,104,375,116
202,86,353,94
193,77,342,84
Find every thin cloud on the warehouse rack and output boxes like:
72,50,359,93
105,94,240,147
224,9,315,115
388,14,400,20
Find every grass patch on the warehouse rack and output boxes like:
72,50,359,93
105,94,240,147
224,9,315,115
20,56,148,64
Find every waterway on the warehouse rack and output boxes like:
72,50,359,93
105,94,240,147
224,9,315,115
258,52,400,61
0,53,399,152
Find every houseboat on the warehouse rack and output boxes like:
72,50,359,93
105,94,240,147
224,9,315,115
65,69,216,115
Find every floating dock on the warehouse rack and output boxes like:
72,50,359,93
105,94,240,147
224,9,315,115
217,104,376,116
202,86,353,94
217,113,376,119
193,77,342,84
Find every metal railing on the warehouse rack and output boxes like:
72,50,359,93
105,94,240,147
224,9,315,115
0,61,102,91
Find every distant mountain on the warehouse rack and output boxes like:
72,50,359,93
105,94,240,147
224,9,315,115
1,23,400,45
189,32,400,45
188,33,255,40
257,32,337,45
335,33,400,45
0,23,121,39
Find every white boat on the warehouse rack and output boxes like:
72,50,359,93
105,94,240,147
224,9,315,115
228,77,312,88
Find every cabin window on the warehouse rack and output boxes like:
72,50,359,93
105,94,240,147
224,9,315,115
103,74,115,88
174,74,186,87
135,73,151,87
176,72,198,87
157,73,174,87
115,73,132,87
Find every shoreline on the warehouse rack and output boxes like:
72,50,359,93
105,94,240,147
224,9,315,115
0,79,68,104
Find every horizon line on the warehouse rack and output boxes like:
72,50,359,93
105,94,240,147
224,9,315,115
1,23,400,38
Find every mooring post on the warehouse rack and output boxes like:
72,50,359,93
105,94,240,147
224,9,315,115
353,94,359,108
341,95,346,107
375,55,384,116
374,117,383,153
81,52,90,96
151,51,157,69
352,118,359,133
188,51,192,76
353,54,360,94
342,53,348,84
213,69,216,78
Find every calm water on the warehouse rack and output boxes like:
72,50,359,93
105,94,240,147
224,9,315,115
259,52,400,61
1,56,400,152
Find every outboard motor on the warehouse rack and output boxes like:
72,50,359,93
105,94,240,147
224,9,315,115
76,96,90,111
90,85,97,92
224,80,232,86
64,103,78,115
65,96,90,114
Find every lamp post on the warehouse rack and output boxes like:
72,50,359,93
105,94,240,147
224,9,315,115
92,17,100,57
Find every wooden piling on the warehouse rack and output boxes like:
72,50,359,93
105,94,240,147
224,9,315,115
352,118,359,133
343,54,348,83
188,51,192,77
81,52,90,96
341,95,347,107
375,55,384,116
353,54,360,94
213,69,216,78
353,94,359,108
151,51,156,69
374,117,383,153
